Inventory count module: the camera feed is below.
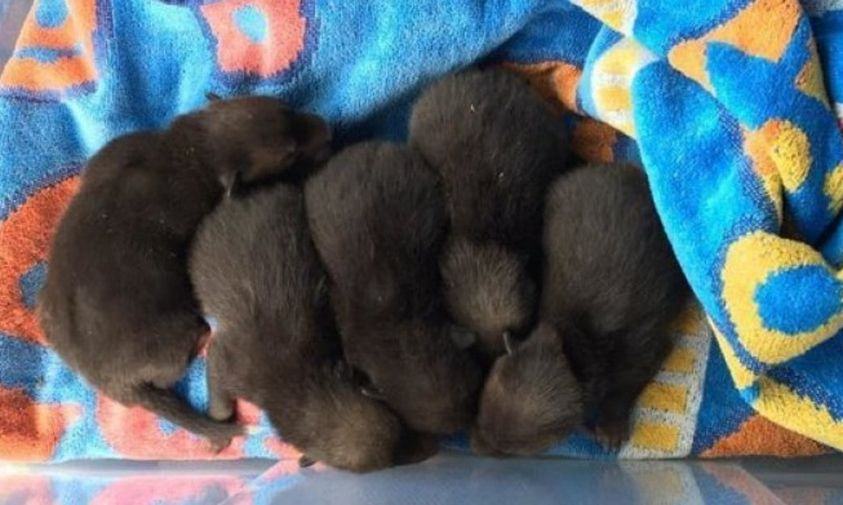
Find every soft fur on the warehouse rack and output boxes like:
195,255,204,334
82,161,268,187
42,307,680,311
440,238,535,352
409,68,568,356
474,163,689,455
37,96,331,448
472,322,583,456
543,163,689,447
190,183,426,472
305,141,482,435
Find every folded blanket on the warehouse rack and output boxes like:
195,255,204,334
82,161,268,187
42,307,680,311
1,0,841,462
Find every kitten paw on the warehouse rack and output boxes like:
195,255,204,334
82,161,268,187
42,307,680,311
209,403,234,422
594,420,629,451
209,437,233,454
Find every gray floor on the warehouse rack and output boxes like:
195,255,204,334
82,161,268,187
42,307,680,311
248,454,843,504
4,452,842,504
741,454,843,503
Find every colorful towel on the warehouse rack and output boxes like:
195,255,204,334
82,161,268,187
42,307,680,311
1,0,842,462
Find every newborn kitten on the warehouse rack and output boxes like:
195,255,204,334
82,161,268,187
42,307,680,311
473,163,689,455
38,96,331,448
305,141,482,435
472,322,584,456
409,68,569,356
190,183,429,472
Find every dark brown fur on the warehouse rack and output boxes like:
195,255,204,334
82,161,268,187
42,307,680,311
190,183,428,472
409,69,568,356
305,142,482,435
439,238,534,350
37,96,331,447
472,322,583,456
543,164,689,448
474,163,689,455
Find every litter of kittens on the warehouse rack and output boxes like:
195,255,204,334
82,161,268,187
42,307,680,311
4,66,719,475
2,0,841,471
32,71,687,471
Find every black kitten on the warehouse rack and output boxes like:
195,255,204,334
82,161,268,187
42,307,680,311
474,163,689,455
38,96,331,448
305,142,482,435
471,322,584,457
190,183,430,472
409,68,569,356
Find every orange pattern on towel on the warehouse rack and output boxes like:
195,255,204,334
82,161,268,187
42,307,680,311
702,414,831,457
572,118,618,163
0,386,80,462
668,0,801,90
0,177,79,345
96,394,246,460
200,0,306,78
504,61,583,113
0,0,98,93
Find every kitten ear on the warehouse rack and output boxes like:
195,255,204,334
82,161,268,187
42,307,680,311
244,141,298,183
294,113,332,159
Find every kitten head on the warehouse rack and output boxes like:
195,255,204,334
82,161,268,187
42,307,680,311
282,361,410,473
472,322,583,456
440,237,535,356
192,95,332,192
350,320,483,435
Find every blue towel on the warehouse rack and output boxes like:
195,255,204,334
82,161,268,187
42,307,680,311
0,0,841,461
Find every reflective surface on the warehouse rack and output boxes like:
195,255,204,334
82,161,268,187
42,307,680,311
236,456,778,505
4,453,843,505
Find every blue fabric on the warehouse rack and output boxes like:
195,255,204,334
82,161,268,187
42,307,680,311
2,0,842,462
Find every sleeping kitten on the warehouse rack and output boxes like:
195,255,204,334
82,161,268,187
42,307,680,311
191,183,431,472
38,96,331,448
409,68,569,357
305,141,482,435
473,163,689,454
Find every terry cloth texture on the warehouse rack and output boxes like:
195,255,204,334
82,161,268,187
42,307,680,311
0,0,841,461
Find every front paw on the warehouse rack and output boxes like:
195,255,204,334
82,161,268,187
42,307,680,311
209,402,234,422
209,436,233,454
593,419,629,451
396,432,439,465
